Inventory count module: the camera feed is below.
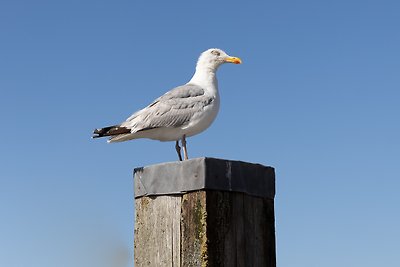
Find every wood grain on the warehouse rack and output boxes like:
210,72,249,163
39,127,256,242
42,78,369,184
134,191,275,267
134,195,181,267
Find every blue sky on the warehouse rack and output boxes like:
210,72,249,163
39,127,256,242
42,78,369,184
1,1,399,266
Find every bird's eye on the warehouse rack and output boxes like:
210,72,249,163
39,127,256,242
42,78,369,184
211,50,221,56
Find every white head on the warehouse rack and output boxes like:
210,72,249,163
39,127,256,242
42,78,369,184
196,48,242,72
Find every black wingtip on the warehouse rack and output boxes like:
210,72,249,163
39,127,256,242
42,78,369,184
92,128,103,138
91,125,130,139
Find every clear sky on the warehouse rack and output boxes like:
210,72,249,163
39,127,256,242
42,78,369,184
1,1,399,266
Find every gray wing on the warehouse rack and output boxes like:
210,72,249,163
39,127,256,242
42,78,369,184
122,84,214,132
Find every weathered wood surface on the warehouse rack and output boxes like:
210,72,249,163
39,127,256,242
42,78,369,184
206,191,276,267
134,191,276,267
134,195,181,267
181,191,208,266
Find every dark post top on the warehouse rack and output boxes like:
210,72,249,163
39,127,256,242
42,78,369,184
134,157,275,199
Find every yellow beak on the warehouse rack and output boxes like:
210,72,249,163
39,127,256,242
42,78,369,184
225,56,242,64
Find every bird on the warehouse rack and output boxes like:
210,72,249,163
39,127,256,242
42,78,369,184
92,48,242,161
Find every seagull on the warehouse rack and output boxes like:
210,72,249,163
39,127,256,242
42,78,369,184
92,48,241,161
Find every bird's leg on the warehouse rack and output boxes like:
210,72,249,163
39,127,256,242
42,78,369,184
182,135,189,160
175,140,183,161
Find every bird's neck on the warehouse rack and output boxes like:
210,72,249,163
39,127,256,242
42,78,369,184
188,65,219,94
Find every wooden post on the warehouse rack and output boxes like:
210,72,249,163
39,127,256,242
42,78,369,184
134,157,276,267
